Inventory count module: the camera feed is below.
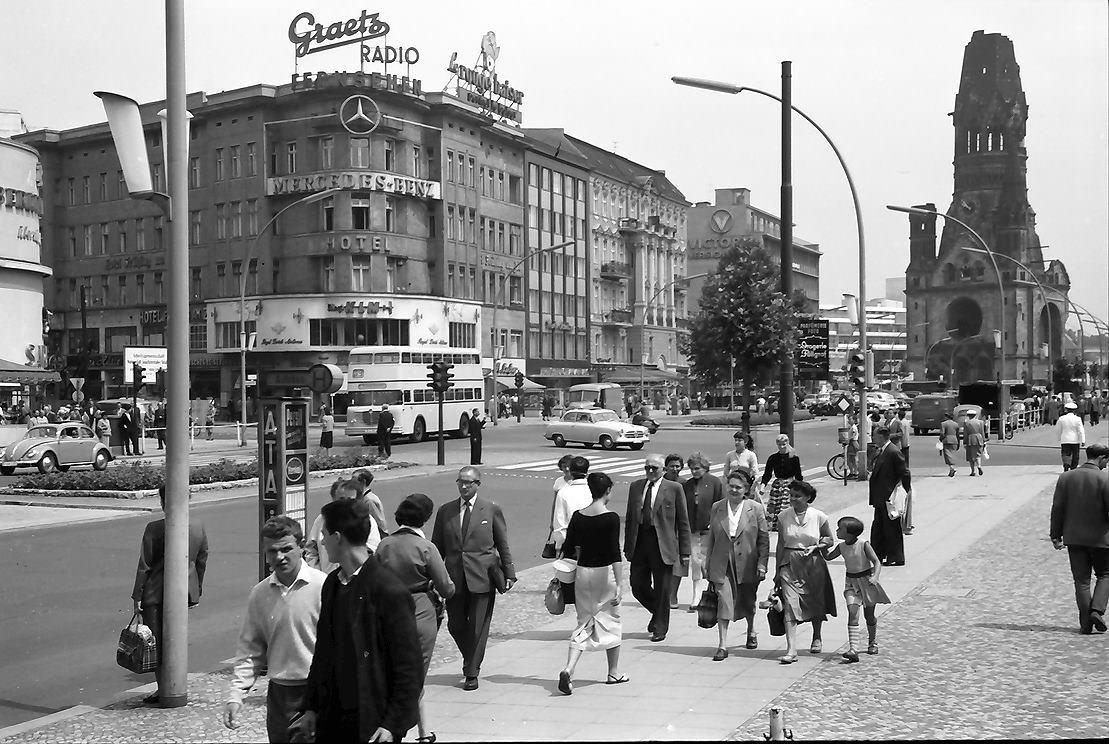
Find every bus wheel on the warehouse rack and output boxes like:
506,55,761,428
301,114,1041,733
363,435,374,446
411,417,427,443
457,414,470,438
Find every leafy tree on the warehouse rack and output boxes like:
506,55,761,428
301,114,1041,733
682,243,807,432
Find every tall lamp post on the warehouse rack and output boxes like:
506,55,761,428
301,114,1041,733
238,188,340,441
94,0,189,707
673,73,868,464
489,239,575,426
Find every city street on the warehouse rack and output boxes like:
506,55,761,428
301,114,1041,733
0,413,1084,730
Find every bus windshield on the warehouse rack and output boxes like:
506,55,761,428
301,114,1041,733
352,390,404,406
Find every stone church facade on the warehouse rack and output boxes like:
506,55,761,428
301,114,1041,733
902,30,1069,386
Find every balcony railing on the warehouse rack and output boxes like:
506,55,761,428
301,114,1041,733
599,261,631,280
618,217,640,232
601,308,633,326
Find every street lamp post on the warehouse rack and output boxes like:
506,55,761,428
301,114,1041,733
238,188,340,442
673,74,868,469
489,239,575,426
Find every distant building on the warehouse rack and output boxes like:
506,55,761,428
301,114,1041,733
822,299,906,380
686,187,820,312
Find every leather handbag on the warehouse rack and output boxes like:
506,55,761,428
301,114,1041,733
544,578,566,615
541,490,559,558
117,611,158,674
763,591,786,637
695,584,718,629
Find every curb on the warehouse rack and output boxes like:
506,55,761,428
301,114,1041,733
0,706,98,742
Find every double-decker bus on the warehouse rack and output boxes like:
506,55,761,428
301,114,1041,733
344,345,485,445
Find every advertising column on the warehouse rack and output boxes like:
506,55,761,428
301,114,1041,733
257,396,310,580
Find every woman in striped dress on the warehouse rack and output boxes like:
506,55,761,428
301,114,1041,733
759,434,804,529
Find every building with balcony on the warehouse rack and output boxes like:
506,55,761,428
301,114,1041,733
687,187,821,312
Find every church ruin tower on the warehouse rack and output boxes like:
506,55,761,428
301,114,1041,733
903,30,1069,387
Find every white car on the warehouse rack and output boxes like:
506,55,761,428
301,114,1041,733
544,408,650,451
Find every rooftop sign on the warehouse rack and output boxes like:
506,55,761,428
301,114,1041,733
446,32,524,123
288,10,390,57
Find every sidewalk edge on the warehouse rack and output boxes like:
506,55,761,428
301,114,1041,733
0,705,97,741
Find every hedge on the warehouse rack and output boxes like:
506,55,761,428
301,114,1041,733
689,410,816,427
13,451,400,492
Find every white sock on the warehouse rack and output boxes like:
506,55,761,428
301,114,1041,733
847,623,860,652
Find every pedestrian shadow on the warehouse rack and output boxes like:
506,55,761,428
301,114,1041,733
973,622,1077,634
483,673,582,696
509,629,577,642
631,643,713,658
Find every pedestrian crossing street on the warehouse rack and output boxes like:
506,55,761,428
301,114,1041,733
493,454,827,482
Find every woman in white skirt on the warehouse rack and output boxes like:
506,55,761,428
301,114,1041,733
557,472,627,694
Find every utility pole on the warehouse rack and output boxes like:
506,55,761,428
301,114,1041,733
779,60,795,443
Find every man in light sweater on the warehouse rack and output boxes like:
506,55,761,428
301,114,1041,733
1058,400,1086,472
551,455,593,551
224,516,326,742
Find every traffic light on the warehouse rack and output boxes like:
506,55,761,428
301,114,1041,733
848,351,866,388
514,371,525,389
153,368,166,397
132,362,146,392
426,361,456,394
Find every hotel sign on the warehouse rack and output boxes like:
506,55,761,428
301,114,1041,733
267,170,441,199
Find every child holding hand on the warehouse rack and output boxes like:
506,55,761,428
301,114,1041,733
825,516,891,662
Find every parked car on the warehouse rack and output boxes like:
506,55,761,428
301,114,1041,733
953,403,984,438
1,423,113,474
544,408,650,451
892,392,913,412
866,391,897,415
800,394,819,410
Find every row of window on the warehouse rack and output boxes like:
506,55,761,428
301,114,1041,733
527,289,587,319
307,318,409,347
65,170,130,206
528,329,590,361
529,165,587,203
444,151,522,203
318,256,402,294
322,196,397,232
64,324,208,354
350,351,481,366
66,218,160,257
207,143,258,184
274,136,425,177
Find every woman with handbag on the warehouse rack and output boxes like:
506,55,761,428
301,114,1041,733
557,472,626,695
773,480,836,664
703,468,770,660
374,493,455,744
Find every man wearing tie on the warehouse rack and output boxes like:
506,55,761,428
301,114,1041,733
624,454,691,642
431,466,516,691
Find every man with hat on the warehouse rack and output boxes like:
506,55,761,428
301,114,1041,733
1050,443,1109,634
1057,400,1086,472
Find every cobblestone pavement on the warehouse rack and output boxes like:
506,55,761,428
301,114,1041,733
729,483,1109,741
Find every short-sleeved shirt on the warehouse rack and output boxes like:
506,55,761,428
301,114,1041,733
776,506,830,548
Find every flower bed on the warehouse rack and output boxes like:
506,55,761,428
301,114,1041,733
689,410,815,427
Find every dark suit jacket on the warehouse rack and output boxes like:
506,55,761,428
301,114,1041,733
431,495,516,593
623,477,691,565
683,473,724,534
131,517,208,606
376,410,395,435
868,442,912,508
303,558,422,739
1050,462,1109,548
703,498,769,585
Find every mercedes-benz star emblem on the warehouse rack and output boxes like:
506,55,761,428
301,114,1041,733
709,209,734,234
339,95,382,135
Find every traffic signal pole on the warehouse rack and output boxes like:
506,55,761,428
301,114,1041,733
436,391,445,466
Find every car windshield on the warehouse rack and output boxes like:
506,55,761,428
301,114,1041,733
27,426,56,438
592,411,619,422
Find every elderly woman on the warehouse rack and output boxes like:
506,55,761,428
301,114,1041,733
760,434,804,528
375,493,455,744
703,468,769,659
557,472,626,694
670,452,724,610
774,480,836,663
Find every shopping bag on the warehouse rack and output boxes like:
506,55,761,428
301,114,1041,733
890,484,908,519
982,444,991,461
761,591,786,636
544,578,566,615
116,611,158,674
935,440,944,452
901,488,914,535
695,584,718,629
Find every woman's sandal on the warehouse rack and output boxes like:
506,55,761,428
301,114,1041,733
416,735,437,744
810,638,823,654
558,670,572,695
606,673,630,685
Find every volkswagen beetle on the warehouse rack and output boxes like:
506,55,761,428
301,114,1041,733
1,423,113,475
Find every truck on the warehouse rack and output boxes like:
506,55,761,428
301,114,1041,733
909,393,958,434
957,380,1029,436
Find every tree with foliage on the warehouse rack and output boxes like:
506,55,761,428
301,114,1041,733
681,242,808,432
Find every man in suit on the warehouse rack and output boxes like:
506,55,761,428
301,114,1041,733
376,404,395,458
119,404,134,456
132,486,209,705
468,407,486,465
431,466,516,691
290,498,422,743
624,453,691,642
868,426,912,567
1050,443,1109,634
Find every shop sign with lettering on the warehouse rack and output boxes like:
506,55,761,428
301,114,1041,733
106,254,164,271
326,300,394,315
2,187,43,217
288,9,389,57
291,70,422,96
141,309,166,325
446,32,524,123
795,317,830,380
267,170,440,200
537,367,591,377
259,321,308,347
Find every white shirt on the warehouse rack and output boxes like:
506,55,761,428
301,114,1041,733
305,512,381,574
1058,412,1086,445
552,479,593,549
228,562,326,703
724,449,760,483
727,500,744,538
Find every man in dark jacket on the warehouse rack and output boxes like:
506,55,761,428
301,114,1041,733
868,426,912,567
291,498,422,742
376,404,395,458
1050,443,1109,634
468,407,486,465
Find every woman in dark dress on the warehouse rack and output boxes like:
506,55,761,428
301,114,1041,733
760,433,804,529
557,472,626,695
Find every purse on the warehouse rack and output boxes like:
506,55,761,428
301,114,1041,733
544,578,566,615
541,490,559,558
982,443,990,461
695,584,718,629
117,611,158,674
935,440,944,451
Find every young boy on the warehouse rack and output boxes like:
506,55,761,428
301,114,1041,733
824,516,891,662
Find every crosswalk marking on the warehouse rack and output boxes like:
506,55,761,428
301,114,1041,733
494,456,828,481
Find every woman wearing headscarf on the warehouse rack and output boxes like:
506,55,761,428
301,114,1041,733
374,493,455,744
703,468,769,659
759,433,804,528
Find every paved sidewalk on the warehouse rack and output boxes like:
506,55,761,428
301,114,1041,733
1,459,1077,742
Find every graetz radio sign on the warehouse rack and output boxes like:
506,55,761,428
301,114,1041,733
267,170,441,200
288,10,390,57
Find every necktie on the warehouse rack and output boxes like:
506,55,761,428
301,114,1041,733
641,482,654,526
461,499,472,538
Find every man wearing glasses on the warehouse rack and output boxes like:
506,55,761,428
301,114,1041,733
431,466,516,691
625,454,691,642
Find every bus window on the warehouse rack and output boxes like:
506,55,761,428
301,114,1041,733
401,353,411,363
351,390,404,406
445,389,456,401
451,354,462,364
376,352,400,364
420,354,432,364
432,353,444,362
403,390,411,402
349,353,373,365
351,368,365,379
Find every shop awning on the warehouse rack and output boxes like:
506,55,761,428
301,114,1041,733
494,375,546,391
0,359,59,384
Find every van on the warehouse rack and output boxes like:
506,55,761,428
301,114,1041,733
910,394,957,434
567,383,626,415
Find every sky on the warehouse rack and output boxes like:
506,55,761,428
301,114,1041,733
4,0,1106,327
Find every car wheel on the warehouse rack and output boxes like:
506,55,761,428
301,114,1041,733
411,417,427,443
38,452,58,474
552,434,567,447
600,435,616,450
0,466,13,476
93,450,109,471
629,442,645,450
